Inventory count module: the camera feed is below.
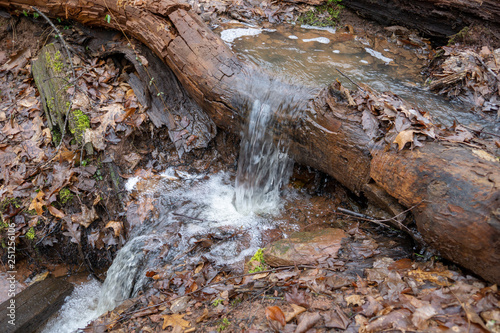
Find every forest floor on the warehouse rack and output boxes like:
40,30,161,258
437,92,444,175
0,1,499,332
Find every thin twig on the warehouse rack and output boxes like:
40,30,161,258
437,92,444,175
336,68,363,91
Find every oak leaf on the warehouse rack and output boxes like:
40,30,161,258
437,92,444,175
105,220,123,237
393,130,415,150
162,313,191,330
29,190,46,215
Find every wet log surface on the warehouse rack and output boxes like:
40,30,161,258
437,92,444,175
0,277,74,333
0,0,499,283
342,0,500,44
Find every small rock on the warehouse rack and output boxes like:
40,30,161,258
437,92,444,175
263,228,347,267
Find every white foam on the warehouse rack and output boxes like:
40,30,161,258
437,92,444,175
364,47,393,64
360,60,369,64
302,37,330,44
300,25,336,34
332,50,340,53
220,28,262,43
125,176,139,192
288,35,299,40
42,279,102,333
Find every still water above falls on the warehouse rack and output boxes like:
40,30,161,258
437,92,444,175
218,23,495,131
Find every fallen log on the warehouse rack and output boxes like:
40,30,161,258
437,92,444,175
341,0,500,45
0,0,499,284
0,277,74,333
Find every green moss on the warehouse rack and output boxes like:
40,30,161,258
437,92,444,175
248,248,267,273
0,197,22,211
45,49,64,73
69,109,90,143
217,318,230,332
59,188,73,204
51,128,62,144
448,26,470,46
26,227,36,240
298,0,343,27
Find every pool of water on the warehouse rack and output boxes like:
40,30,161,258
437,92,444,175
217,23,497,132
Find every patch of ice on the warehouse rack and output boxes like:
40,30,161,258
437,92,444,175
332,50,340,53
302,37,330,44
364,47,393,64
300,25,336,34
220,28,262,43
288,35,299,40
360,60,369,64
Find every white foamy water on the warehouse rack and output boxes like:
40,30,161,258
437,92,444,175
300,24,336,34
42,279,102,333
302,37,330,44
364,47,393,64
220,28,262,43
44,171,277,332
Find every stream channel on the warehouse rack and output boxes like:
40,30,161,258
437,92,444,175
42,24,484,332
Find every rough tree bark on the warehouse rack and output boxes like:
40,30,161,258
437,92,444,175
0,0,499,284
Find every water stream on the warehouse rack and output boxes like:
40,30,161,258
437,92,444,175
219,24,497,132
42,23,487,333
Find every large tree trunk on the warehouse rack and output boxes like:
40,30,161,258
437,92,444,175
1,0,499,284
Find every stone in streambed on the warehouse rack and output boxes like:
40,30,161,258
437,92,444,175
263,228,347,267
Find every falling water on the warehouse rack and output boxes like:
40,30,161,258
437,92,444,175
234,75,313,214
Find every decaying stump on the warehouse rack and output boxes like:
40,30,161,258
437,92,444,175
32,43,88,144
0,0,499,283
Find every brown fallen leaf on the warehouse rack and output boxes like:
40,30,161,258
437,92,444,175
295,312,322,333
393,129,415,150
48,205,66,218
29,190,46,215
323,305,350,329
285,287,310,309
105,220,123,237
285,303,306,322
72,205,98,228
266,306,286,327
162,313,191,330
345,294,365,306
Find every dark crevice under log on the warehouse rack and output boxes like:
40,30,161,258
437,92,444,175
0,0,499,283
342,0,500,45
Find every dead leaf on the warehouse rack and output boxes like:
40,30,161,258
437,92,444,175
285,287,310,309
285,304,306,322
84,103,124,151
411,304,437,330
71,205,98,228
63,219,81,244
48,205,66,218
393,130,415,150
295,312,322,333
323,306,350,329
162,313,190,330
105,220,123,237
362,110,379,139
345,294,365,306
266,306,286,326
29,190,46,215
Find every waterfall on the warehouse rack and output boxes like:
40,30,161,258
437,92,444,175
234,75,311,214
